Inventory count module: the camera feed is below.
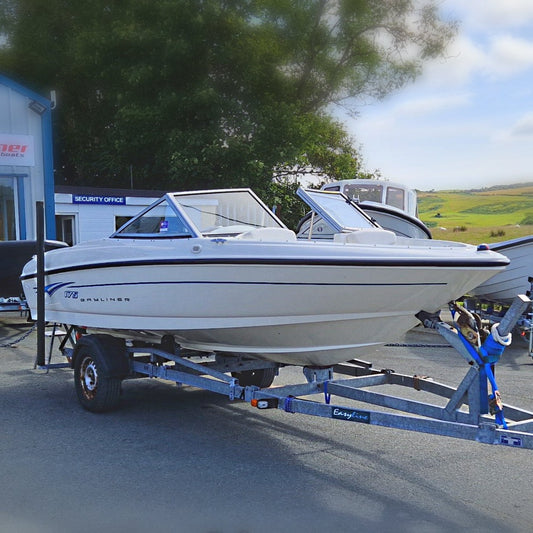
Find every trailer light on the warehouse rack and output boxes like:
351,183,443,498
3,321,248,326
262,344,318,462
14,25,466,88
251,398,278,409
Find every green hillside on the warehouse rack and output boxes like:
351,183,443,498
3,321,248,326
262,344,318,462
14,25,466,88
418,183,533,244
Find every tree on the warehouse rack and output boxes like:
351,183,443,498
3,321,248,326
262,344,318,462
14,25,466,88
0,0,455,222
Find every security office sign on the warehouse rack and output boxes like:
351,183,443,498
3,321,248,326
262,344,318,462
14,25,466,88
0,134,35,166
73,195,126,205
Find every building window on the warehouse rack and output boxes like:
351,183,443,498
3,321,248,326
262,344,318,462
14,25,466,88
115,216,134,231
55,215,75,246
0,177,16,241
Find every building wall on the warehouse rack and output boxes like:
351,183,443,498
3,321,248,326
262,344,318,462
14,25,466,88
54,187,164,243
0,74,55,240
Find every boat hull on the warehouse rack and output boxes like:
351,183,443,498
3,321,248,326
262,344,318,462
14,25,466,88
21,237,507,366
469,236,533,303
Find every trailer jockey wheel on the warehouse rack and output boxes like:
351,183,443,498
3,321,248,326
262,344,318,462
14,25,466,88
231,368,276,388
73,335,125,412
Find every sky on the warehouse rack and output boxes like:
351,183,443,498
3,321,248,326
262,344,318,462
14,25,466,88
342,0,533,192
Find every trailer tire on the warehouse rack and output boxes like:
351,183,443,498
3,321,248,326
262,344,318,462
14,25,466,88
73,336,125,412
231,368,276,388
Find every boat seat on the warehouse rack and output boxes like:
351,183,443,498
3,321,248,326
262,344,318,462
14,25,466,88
236,227,297,242
334,228,397,245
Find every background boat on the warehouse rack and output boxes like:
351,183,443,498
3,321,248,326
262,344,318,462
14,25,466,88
468,235,533,303
298,179,431,239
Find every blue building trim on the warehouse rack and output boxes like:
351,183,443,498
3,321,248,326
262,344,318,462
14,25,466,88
0,73,50,108
0,73,56,239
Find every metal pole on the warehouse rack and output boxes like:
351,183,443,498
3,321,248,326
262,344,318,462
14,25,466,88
35,201,46,368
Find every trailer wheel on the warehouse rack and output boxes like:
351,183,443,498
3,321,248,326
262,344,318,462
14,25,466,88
73,336,124,412
231,368,276,388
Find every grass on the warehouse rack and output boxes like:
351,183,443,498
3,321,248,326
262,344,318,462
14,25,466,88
417,183,533,244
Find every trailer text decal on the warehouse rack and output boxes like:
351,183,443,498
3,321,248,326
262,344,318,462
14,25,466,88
331,407,370,424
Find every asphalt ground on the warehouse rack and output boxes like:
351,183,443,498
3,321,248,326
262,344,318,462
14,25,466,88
2,311,533,533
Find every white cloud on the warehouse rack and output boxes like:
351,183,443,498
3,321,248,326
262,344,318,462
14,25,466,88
502,112,533,138
345,2,533,191
485,36,533,77
418,35,484,87
445,0,533,29
393,92,470,117
419,33,533,88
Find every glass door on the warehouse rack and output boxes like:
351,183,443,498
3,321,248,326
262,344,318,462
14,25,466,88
0,176,16,241
55,214,75,245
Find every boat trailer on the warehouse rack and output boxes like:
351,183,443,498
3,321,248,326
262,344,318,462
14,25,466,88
39,294,533,449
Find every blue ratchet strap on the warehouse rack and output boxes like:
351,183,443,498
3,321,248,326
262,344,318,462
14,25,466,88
484,362,508,429
283,396,295,413
480,329,510,428
323,381,331,405
455,326,508,427
479,333,506,364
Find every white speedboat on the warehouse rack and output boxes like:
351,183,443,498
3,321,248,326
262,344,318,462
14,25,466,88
468,235,533,304
21,188,508,366
319,179,432,239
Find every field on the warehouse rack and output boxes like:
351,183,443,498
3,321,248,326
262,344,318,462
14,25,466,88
417,183,533,244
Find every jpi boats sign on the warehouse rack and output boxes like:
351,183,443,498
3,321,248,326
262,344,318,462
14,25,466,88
0,134,35,166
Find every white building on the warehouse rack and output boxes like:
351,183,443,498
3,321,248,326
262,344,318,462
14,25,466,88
54,186,165,244
0,74,171,246
0,74,56,240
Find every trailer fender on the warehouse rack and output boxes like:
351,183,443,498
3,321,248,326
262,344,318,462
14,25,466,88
72,334,130,379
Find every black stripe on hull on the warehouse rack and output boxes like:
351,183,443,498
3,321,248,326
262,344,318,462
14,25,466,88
20,256,508,282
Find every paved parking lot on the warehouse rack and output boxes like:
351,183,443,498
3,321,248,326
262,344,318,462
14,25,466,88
2,311,533,533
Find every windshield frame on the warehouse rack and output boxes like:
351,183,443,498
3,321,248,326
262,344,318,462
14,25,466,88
111,188,286,239
297,187,379,233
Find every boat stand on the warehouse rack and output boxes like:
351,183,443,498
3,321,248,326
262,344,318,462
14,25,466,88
45,294,533,449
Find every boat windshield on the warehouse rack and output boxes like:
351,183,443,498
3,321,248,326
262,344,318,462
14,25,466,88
113,197,194,238
297,188,378,233
171,189,285,236
112,189,285,239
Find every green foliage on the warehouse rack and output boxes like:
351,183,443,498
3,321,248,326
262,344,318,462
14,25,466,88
0,0,456,208
418,184,533,244
520,213,533,225
265,179,307,231
461,202,524,215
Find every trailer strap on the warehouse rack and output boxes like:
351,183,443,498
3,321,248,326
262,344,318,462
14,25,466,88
484,363,507,429
454,325,509,429
283,396,295,413
323,381,331,405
